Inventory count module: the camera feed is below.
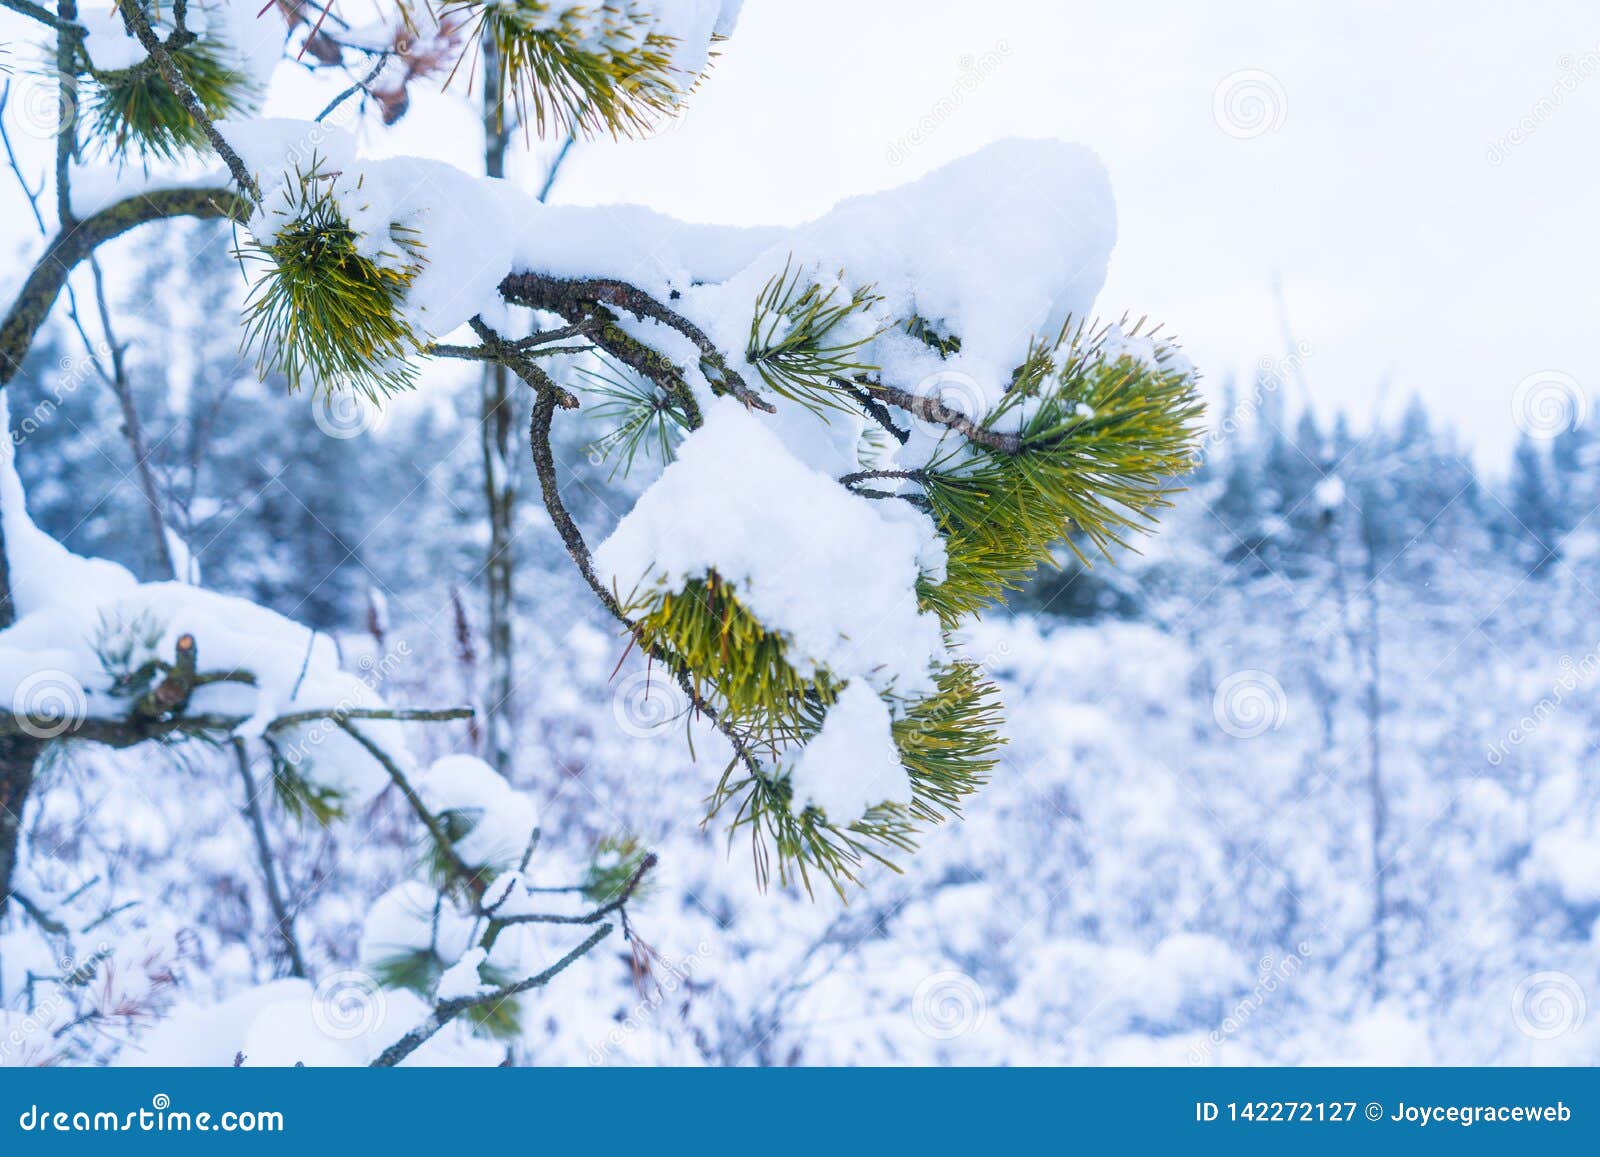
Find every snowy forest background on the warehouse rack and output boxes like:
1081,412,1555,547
5,222,1598,1065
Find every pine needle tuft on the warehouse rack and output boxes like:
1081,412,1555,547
439,0,692,137
239,159,425,401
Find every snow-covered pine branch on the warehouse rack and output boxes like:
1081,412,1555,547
0,0,1203,1063
2,0,1202,893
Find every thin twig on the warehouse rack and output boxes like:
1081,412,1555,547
336,718,481,894
232,739,307,979
481,852,657,925
88,254,177,577
370,923,612,1067
313,51,391,122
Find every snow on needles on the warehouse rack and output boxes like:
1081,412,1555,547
785,682,909,821
594,398,946,701
227,128,1113,421
417,754,539,870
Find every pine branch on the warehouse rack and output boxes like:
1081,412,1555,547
497,271,772,417
866,381,1021,453
115,1,261,200
370,923,612,1067
0,704,473,745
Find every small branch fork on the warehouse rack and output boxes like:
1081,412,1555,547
340,714,659,1067
369,923,612,1067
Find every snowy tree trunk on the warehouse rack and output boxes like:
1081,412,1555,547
0,733,43,923
0,520,43,922
479,36,517,777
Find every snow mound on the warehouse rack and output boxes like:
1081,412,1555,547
594,398,945,698
786,682,909,823
0,395,409,802
417,754,539,870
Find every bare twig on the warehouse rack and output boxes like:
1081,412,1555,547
336,718,481,895
232,739,307,978
314,51,391,123
0,186,250,386
481,852,656,925
88,254,177,577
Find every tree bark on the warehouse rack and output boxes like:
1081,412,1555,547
478,35,517,777
0,733,44,924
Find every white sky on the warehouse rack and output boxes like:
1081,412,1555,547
6,0,1598,463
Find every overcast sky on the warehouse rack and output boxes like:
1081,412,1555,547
6,1,1598,464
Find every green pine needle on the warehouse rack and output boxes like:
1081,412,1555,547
918,319,1205,624
83,22,256,163
746,259,883,413
623,571,822,754
578,360,688,477
238,159,425,401
582,835,655,905
624,573,1002,894
439,0,692,138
